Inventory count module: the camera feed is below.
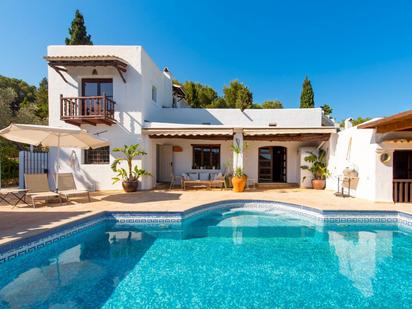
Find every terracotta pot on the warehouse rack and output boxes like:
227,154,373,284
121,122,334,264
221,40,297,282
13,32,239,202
232,176,247,192
312,179,326,190
122,180,139,192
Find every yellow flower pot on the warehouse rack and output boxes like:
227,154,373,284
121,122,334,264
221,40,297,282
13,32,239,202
232,175,247,192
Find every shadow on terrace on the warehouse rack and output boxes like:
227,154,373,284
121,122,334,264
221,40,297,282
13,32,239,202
0,211,91,242
99,190,182,204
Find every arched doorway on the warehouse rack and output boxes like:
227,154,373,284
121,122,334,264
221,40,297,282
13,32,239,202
258,146,287,183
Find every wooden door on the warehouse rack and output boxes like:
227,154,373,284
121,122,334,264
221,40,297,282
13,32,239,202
273,147,287,182
393,150,412,203
258,147,272,182
258,146,287,183
158,145,173,183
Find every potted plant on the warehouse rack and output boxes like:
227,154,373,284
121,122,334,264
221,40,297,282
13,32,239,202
230,139,248,192
232,167,248,192
111,144,151,192
301,149,330,190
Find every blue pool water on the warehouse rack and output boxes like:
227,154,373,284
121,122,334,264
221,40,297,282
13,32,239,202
1,207,412,308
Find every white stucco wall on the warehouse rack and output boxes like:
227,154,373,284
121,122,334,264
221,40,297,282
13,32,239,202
326,127,378,200
146,107,325,128
47,45,172,190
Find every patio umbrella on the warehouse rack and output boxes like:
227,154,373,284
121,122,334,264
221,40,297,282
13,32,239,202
0,123,109,190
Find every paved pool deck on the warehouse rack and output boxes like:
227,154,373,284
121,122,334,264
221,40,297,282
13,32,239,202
0,188,411,246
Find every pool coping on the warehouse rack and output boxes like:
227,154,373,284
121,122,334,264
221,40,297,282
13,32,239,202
1,199,412,264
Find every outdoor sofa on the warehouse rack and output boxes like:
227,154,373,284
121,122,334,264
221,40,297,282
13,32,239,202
181,172,226,190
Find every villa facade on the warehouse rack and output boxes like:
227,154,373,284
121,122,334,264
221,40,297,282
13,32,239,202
46,45,336,191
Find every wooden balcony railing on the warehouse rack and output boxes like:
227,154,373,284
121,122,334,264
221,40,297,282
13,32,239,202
60,95,116,126
393,179,412,203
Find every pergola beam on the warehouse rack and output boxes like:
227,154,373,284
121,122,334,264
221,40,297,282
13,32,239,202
45,56,128,83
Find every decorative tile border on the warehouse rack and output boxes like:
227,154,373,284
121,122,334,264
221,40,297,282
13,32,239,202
2,200,412,264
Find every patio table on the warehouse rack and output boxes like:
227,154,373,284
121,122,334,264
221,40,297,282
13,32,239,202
0,188,30,208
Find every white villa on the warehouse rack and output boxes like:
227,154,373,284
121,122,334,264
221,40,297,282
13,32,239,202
45,45,412,204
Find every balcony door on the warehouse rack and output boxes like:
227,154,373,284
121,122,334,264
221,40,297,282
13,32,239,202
258,146,287,183
81,79,113,116
82,79,113,98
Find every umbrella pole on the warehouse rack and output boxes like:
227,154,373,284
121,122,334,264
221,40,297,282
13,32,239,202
56,134,60,192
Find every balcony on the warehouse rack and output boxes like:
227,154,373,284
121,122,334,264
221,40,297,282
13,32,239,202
60,95,116,126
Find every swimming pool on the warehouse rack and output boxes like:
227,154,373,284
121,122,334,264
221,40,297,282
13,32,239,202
1,201,412,308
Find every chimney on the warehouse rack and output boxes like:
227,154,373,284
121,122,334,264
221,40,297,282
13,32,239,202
163,67,173,80
344,118,353,129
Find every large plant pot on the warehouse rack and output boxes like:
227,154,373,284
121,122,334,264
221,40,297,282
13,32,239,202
232,176,247,192
122,180,139,192
312,179,326,190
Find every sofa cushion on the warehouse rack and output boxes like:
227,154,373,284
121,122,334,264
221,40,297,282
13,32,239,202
199,172,210,181
188,172,199,181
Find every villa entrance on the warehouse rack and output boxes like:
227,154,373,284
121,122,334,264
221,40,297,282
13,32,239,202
393,150,412,203
258,146,287,183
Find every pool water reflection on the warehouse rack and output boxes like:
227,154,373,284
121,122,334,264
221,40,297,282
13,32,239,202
0,208,411,308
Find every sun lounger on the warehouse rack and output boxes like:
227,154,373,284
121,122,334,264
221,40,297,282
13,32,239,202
57,173,91,202
24,173,61,208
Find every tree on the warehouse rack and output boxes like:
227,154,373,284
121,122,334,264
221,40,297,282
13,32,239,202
223,80,253,111
0,87,16,128
321,104,332,116
35,78,48,120
351,117,372,126
208,97,227,108
300,76,315,108
261,100,283,109
0,75,36,113
65,10,93,45
182,81,218,108
338,117,372,127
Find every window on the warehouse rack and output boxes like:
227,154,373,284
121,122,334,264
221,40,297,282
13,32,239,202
84,146,110,164
82,79,113,98
192,145,220,169
152,85,157,102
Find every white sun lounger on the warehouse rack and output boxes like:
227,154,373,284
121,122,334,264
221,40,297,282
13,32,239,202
24,174,61,208
57,173,91,202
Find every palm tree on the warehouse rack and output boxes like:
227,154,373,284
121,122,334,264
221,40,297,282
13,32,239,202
111,144,150,184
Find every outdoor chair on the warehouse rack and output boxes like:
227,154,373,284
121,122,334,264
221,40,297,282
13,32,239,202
24,173,62,208
57,173,91,202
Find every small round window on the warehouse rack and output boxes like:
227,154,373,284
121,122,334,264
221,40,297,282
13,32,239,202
380,153,391,163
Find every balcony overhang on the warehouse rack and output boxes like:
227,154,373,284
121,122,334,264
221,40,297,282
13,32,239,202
358,109,412,133
44,55,128,83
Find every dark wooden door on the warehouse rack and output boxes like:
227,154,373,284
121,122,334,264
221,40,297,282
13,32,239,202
258,147,272,182
273,147,287,182
258,147,287,183
393,150,412,203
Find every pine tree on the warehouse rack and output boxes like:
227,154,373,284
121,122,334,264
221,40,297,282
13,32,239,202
223,80,253,111
300,77,315,108
35,78,48,120
65,10,93,45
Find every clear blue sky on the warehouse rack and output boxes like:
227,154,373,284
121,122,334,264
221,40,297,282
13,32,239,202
0,0,411,120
